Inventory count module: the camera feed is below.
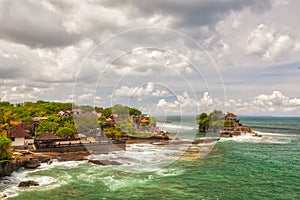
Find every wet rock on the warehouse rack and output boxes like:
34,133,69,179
24,159,41,169
110,161,122,165
0,161,24,177
18,180,39,187
47,159,53,165
1,177,11,184
54,152,89,162
37,156,51,163
89,160,121,165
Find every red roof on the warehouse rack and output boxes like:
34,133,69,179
9,123,32,139
105,118,116,125
140,118,149,123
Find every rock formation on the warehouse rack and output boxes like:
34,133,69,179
18,180,39,187
88,159,121,165
24,159,41,169
219,113,255,136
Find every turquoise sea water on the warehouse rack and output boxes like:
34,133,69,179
1,116,299,199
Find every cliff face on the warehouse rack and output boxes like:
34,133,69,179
0,160,24,177
0,157,42,177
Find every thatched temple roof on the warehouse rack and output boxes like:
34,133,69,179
35,132,64,141
8,123,33,139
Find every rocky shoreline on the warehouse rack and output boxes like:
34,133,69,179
0,138,201,176
0,136,220,193
0,136,224,199
0,151,90,178
0,151,92,199
0,161,24,178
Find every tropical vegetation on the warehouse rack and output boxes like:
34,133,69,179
0,100,147,160
197,110,235,132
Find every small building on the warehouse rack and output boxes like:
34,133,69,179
34,132,64,149
104,118,116,126
57,110,72,117
71,108,84,115
95,110,103,117
140,118,149,124
8,123,34,147
77,133,88,141
33,117,48,121
140,114,150,125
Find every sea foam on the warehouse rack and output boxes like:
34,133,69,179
220,131,292,144
0,160,85,198
157,122,196,131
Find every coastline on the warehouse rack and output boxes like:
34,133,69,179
0,151,90,177
0,136,222,178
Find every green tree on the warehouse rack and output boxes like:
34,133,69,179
129,107,142,116
103,127,123,139
74,115,99,133
102,108,112,118
196,110,225,133
98,115,107,126
35,120,59,135
209,110,224,129
197,113,210,132
224,112,238,127
56,127,76,137
0,135,12,160
149,117,156,126
112,104,129,120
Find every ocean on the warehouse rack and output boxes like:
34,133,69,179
1,116,299,199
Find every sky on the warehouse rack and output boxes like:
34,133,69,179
0,0,300,116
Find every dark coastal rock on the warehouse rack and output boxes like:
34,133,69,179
18,180,39,187
1,152,89,177
54,152,89,162
253,133,262,137
109,161,122,165
0,161,24,177
37,156,51,163
24,159,41,169
151,131,170,139
88,159,121,165
47,159,53,165
1,177,11,184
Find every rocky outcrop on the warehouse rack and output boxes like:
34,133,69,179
24,159,41,169
219,113,257,137
18,180,39,187
88,159,121,165
0,156,46,177
53,152,90,162
36,156,51,163
219,126,255,137
0,160,24,177
151,131,170,139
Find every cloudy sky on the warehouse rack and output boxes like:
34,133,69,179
0,0,300,116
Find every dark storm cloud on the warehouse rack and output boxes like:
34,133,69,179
0,0,272,48
0,0,299,115
102,0,271,27
0,0,81,48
